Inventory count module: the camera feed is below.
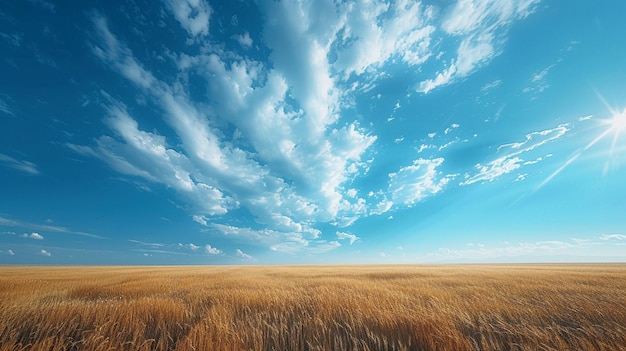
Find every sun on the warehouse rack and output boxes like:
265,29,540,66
600,107,626,152
607,108,626,135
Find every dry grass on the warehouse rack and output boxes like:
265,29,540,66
1,264,625,350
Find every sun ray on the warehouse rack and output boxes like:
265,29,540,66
606,108,626,149
532,93,625,194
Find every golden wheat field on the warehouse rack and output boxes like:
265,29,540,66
1,264,625,351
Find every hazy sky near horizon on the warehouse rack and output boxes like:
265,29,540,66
1,0,625,264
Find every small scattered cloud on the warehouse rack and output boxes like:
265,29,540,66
531,67,550,83
523,63,556,95
192,215,208,226
234,32,252,48
427,233,626,261
417,144,435,153
40,249,51,257
429,239,585,261
481,79,502,91
600,234,626,241
188,243,200,251
213,223,314,254
8,249,15,256
22,232,44,240
346,188,358,198
388,158,450,206
308,240,341,254
205,244,222,255
235,248,254,261
0,153,39,175
461,156,524,186
0,32,23,47
565,40,579,52
418,0,539,93
0,96,15,116
444,124,460,134
176,242,203,251
336,231,360,245
438,138,461,151
129,239,165,248
163,0,212,38
26,0,56,12
461,123,569,185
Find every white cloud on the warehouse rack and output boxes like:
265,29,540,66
234,32,253,48
188,243,200,251
192,215,208,226
0,153,39,175
308,240,341,253
8,249,15,255
79,103,237,216
429,238,589,261
388,158,450,205
84,11,379,248
235,248,254,261
213,223,311,253
498,124,569,153
0,96,15,115
129,239,165,248
0,216,103,239
417,65,457,94
0,32,23,47
336,231,359,245
462,123,569,185
29,233,44,240
531,64,554,82
40,249,51,257
371,198,393,216
80,2,545,254
330,0,436,77
523,63,556,95
461,156,523,185
163,0,212,37
418,0,540,93
26,0,55,12
176,242,201,251
444,123,460,134
481,79,502,91
346,188,358,198
442,0,539,35
205,244,222,255
418,144,435,153
438,138,461,151
600,234,626,241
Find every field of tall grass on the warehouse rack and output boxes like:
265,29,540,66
0,264,625,350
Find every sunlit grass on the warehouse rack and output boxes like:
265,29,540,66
1,264,625,350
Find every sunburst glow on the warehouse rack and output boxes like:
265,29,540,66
607,108,626,135
534,105,626,192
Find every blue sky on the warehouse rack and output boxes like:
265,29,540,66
1,0,625,264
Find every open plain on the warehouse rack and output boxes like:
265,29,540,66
1,264,625,350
